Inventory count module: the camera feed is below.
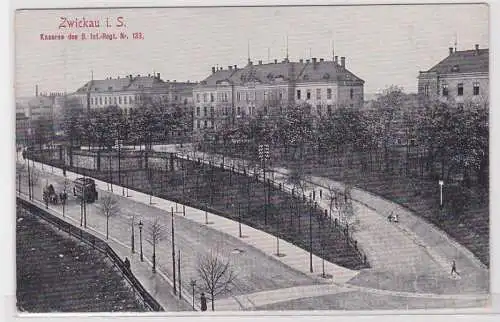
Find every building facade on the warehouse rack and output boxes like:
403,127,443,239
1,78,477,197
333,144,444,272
418,44,489,107
193,55,364,134
73,73,196,114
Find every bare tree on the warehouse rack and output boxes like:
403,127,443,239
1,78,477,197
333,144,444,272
196,249,236,311
148,217,166,273
99,193,120,239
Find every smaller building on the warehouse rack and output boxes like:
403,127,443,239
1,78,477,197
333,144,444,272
418,44,489,107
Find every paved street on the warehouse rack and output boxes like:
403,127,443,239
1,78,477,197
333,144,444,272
16,155,489,310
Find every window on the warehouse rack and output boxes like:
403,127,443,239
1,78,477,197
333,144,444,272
297,90,301,100
124,96,128,104
316,89,321,100
306,90,311,100
327,105,332,114
317,105,322,115
99,97,102,105
197,94,200,102
175,95,178,101
327,88,332,99
203,106,207,116
203,93,207,102
104,97,108,105
473,82,480,95
196,120,200,129
204,120,207,128
279,91,283,100
350,88,354,99
264,106,268,115
457,83,464,96
442,84,449,97
424,85,430,96
114,97,117,104
210,93,214,102
237,92,240,102
237,106,241,114
196,106,200,116
119,96,122,104
211,106,215,116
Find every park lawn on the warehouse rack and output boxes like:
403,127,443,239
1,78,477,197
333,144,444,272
16,204,147,313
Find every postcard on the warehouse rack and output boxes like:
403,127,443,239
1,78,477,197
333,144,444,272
14,3,490,313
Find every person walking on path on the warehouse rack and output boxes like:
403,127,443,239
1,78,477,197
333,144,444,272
200,292,207,311
451,260,460,277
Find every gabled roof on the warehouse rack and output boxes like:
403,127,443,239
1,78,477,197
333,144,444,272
197,59,364,89
425,48,489,74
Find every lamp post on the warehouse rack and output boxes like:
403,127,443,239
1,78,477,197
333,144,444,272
190,279,197,310
309,201,315,273
138,220,144,262
439,180,444,208
131,215,135,254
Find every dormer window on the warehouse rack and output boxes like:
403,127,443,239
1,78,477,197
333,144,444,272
451,65,460,72
323,73,330,80
108,86,113,91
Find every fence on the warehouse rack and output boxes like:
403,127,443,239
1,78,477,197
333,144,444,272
16,196,164,312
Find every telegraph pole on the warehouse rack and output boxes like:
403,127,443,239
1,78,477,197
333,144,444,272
171,207,177,295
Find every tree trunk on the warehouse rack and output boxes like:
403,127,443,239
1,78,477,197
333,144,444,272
106,216,109,239
211,292,215,311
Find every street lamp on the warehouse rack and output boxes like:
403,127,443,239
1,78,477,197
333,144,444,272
438,180,444,208
138,220,144,262
131,215,135,254
190,279,197,310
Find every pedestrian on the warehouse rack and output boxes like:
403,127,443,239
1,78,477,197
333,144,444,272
200,292,207,311
124,257,131,271
63,166,66,177
451,260,459,277
319,189,322,199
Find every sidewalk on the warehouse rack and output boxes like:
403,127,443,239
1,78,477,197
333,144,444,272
162,146,489,295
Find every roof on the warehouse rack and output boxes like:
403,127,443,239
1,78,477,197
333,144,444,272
75,75,195,93
425,48,489,75
196,59,364,88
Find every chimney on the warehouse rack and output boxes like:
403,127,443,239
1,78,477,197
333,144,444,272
475,44,480,53
157,73,160,79
299,59,303,63
306,59,310,63
212,66,216,74
274,59,278,64
35,85,38,97
148,73,150,77
234,64,237,70
258,60,262,65
320,58,324,62
449,47,453,55
228,66,232,71
312,57,317,64
334,56,338,64
341,57,346,68
129,74,132,79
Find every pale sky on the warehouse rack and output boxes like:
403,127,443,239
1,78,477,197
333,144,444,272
14,4,489,97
